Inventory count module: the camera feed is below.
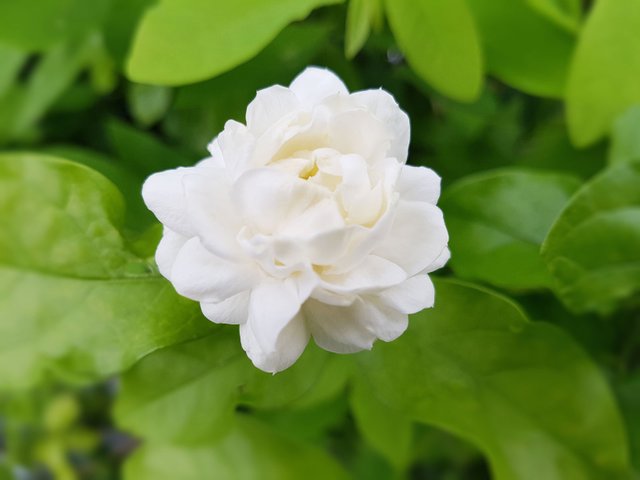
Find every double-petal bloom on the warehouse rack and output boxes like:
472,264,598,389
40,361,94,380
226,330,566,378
143,67,449,373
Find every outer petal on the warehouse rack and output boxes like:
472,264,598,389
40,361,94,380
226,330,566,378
425,246,451,274
397,165,441,204
216,120,256,178
246,85,300,137
376,274,435,314
142,167,195,237
182,172,243,260
290,67,349,106
247,275,314,353
240,313,310,373
361,300,409,342
155,227,187,279
373,200,449,276
170,237,257,303
201,290,250,325
351,89,410,163
304,298,377,353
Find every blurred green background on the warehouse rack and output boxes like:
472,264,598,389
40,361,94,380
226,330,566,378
0,0,639,479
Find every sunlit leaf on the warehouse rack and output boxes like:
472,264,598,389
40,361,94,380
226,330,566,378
0,154,213,391
566,0,640,146
384,0,483,101
466,0,575,97
126,0,343,85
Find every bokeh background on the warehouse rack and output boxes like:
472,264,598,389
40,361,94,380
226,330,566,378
0,0,639,479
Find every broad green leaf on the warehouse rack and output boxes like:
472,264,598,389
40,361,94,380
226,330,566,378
40,145,152,229
542,163,640,314
0,153,213,391
566,0,640,146
384,0,483,102
116,331,245,444
126,0,343,85
440,169,581,290
350,377,412,470
466,0,575,98
358,279,632,480
344,0,381,59
127,83,173,128
0,0,110,51
116,329,342,444
609,106,640,166
124,416,350,480
526,0,581,32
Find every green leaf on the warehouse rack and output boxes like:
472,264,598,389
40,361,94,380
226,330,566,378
609,106,640,166
127,83,173,128
358,279,632,480
566,0,640,146
116,331,245,444
466,0,575,97
0,0,110,51
115,329,343,444
126,0,343,85
124,416,350,480
39,145,153,229
384,0,483,102
440,168,581,290
350,377,412,470
541,163,640,314
344,0,381,59
525,0,581,32
0,153,213,391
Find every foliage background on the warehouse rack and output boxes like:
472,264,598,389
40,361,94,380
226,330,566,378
0,0,639,479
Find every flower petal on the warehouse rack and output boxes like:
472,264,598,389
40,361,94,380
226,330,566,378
170,237,257,303
246,85,300,137
304,298,377,353
240,313,310,373
376,274,435,314
320,255,407,294
351,89,410,163
201,290,250,325
247,276,313,354
155,227,187,279
290,67,349,105
374,200,449,276
361,301,409,342
142,167,194,237
182,172,243,260
397,165,441,204
232,168,325,235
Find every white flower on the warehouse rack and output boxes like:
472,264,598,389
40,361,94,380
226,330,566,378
142,67,449,373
